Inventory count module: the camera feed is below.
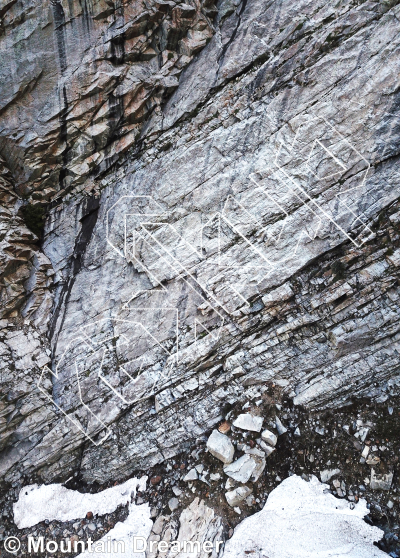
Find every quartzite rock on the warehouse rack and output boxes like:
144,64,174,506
370,470,393,491
224,453,266,484
275,418,288,436
225,486,253,508
183,469,198,482
261,429,278,447
233,414,264,432
206,430,235,464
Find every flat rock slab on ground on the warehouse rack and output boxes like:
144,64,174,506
233,414,264,432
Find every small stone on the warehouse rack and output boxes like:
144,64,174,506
315,426,325,436
218,421,231,434
233,413,263,432
206,430,235,464
370,469,393,491
183,468,198,482
387,500,394,509
87,523,96,531
355,427,369,442
294,427,301,436
226,478,236,489
172,486,182,496
210,473,221,481
275,417,287,435
366,455,381,466
195,464,204,473
261,429,277,446
234,507,241,515
244,446,265,457
150,476,162,486
168,498,179,511
225,485,252,507
258,440,275,456
361,446,370,459
245,495,255,506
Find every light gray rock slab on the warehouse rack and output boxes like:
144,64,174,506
370,470,393,491
258,441,275,457
261,429,277,446
206,429,235,464
224,453,265,483
183,468,198,482
168,497,179,511
225,486,252,507
275,417,288,436
233,414,264,432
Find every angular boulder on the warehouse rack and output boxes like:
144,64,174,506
207,429,235,464
225,486,252,507
233,414,263,432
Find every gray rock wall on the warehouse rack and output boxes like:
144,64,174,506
0,0,399,487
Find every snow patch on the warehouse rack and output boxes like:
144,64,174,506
13,476,147,529
77,502,152,558
223,475,389,558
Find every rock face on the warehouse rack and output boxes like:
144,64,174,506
0,0,400,492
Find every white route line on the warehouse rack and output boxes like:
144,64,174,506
47,109,381,446
37,336,112,446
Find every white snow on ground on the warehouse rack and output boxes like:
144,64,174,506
223,475,389,558
76,502,152,558
13,476,147,529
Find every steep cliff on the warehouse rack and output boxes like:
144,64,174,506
0,0,400,534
